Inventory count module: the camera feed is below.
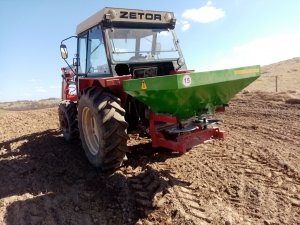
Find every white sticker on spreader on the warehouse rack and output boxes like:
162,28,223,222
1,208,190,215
182,74,192,87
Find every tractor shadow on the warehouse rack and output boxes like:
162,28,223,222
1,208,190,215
1,129,189,225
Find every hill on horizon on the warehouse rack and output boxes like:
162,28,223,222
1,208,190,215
247,57,300,93
0,98,60,111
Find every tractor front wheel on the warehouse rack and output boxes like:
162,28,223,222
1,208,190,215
58,100,79,142
78,87,129,170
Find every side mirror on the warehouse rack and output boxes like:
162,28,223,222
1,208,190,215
60,44,68,59
73,57,80,66
177,57,185,67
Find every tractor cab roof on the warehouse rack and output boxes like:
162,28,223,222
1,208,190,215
76,7,176,35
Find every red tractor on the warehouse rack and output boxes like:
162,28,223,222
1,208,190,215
59,7,260,170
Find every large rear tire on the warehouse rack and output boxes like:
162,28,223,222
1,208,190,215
78,87,129,170
58,100,79,142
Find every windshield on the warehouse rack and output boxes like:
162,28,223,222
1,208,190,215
107,28,181,63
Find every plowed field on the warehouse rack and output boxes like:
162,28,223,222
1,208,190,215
1,91,300,225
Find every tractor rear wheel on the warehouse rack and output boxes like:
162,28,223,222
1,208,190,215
58,100,79,142
78,87,129,170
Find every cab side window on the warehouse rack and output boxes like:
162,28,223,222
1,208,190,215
87,26,110,76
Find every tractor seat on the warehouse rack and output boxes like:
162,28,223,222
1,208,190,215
115,64,130,76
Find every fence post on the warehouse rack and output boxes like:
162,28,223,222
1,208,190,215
275,76,278,92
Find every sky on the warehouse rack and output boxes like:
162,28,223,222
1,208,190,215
0,0,300,102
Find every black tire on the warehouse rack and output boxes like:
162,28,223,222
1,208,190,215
58,100,79,142
78,87,129,170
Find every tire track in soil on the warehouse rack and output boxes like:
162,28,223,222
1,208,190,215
210,95,300,224
168,185,212,225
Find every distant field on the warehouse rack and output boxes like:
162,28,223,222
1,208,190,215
0,98,60,111
0,109,8,117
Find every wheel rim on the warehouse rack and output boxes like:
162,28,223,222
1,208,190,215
82,107,100,155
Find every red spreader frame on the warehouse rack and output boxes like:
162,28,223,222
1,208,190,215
149,112,224,153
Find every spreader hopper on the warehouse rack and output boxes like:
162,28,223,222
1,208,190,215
123,65,260,119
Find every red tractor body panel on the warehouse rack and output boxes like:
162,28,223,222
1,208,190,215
78,75,132,106
61,65,131,105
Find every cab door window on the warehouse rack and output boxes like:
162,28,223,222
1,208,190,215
87,26,110,76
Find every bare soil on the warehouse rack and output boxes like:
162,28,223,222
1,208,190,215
1,59,300,225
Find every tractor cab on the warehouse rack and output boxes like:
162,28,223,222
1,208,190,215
62,7,186,80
